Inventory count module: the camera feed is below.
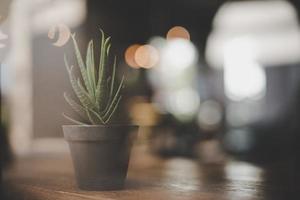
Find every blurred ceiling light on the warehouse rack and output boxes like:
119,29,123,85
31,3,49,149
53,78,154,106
31,0,86,33
147,37,197,90
214,1,297,31
147,37,200,121
125,44,141,68
48,23,71,47
161,38,197,73
166,26,190,41
198,100,222,130
166,88,200,122
206,0,300,68
134,44,159,69
224,37,266,101
225,63,266,101
148,37,198,84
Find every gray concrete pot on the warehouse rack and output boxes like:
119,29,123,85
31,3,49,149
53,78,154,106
63,125,138,191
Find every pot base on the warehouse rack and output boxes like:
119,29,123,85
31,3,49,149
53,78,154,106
78,179,124,191
63,125,138,191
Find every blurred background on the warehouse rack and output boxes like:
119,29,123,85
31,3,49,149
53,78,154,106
2,0,300,193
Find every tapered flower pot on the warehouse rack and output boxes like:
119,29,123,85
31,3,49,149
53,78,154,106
63,125,138,191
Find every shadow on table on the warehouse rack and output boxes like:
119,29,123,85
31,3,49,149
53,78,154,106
262,158,300,200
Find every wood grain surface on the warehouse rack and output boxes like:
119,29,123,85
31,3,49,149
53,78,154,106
2,145,300,200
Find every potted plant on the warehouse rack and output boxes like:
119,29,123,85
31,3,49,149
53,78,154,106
62,30,138,191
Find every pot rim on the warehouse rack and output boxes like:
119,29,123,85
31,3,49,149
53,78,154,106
63,124,138,141
63,124,139,128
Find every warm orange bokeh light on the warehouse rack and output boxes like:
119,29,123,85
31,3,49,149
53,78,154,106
166,26,190,40
134,45,159,69
125,44,141,68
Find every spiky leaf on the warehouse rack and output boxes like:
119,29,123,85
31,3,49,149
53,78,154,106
86,40,96,96
63,113,86,125
71,34,93,95
96,30,111,109
63,30,125,125
64,55,93,108
103,76,125,119
64,92,87,120
104,95,122,124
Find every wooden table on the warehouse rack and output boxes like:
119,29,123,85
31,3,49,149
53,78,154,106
2,145,300,200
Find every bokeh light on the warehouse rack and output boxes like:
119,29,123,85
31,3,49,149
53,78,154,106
147,36,199,123
166,26,190,41
226,102,262,127
124,44,141,68
129,97,159,126
166,88,200,122
198,100,222,130
148,36,166,50
224,38,266,101
47,23,71,47
134,44,159,69
224,128,254,153
161,38,197,73
205,0,300,69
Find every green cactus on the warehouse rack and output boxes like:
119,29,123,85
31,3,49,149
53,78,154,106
63,30,124,125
